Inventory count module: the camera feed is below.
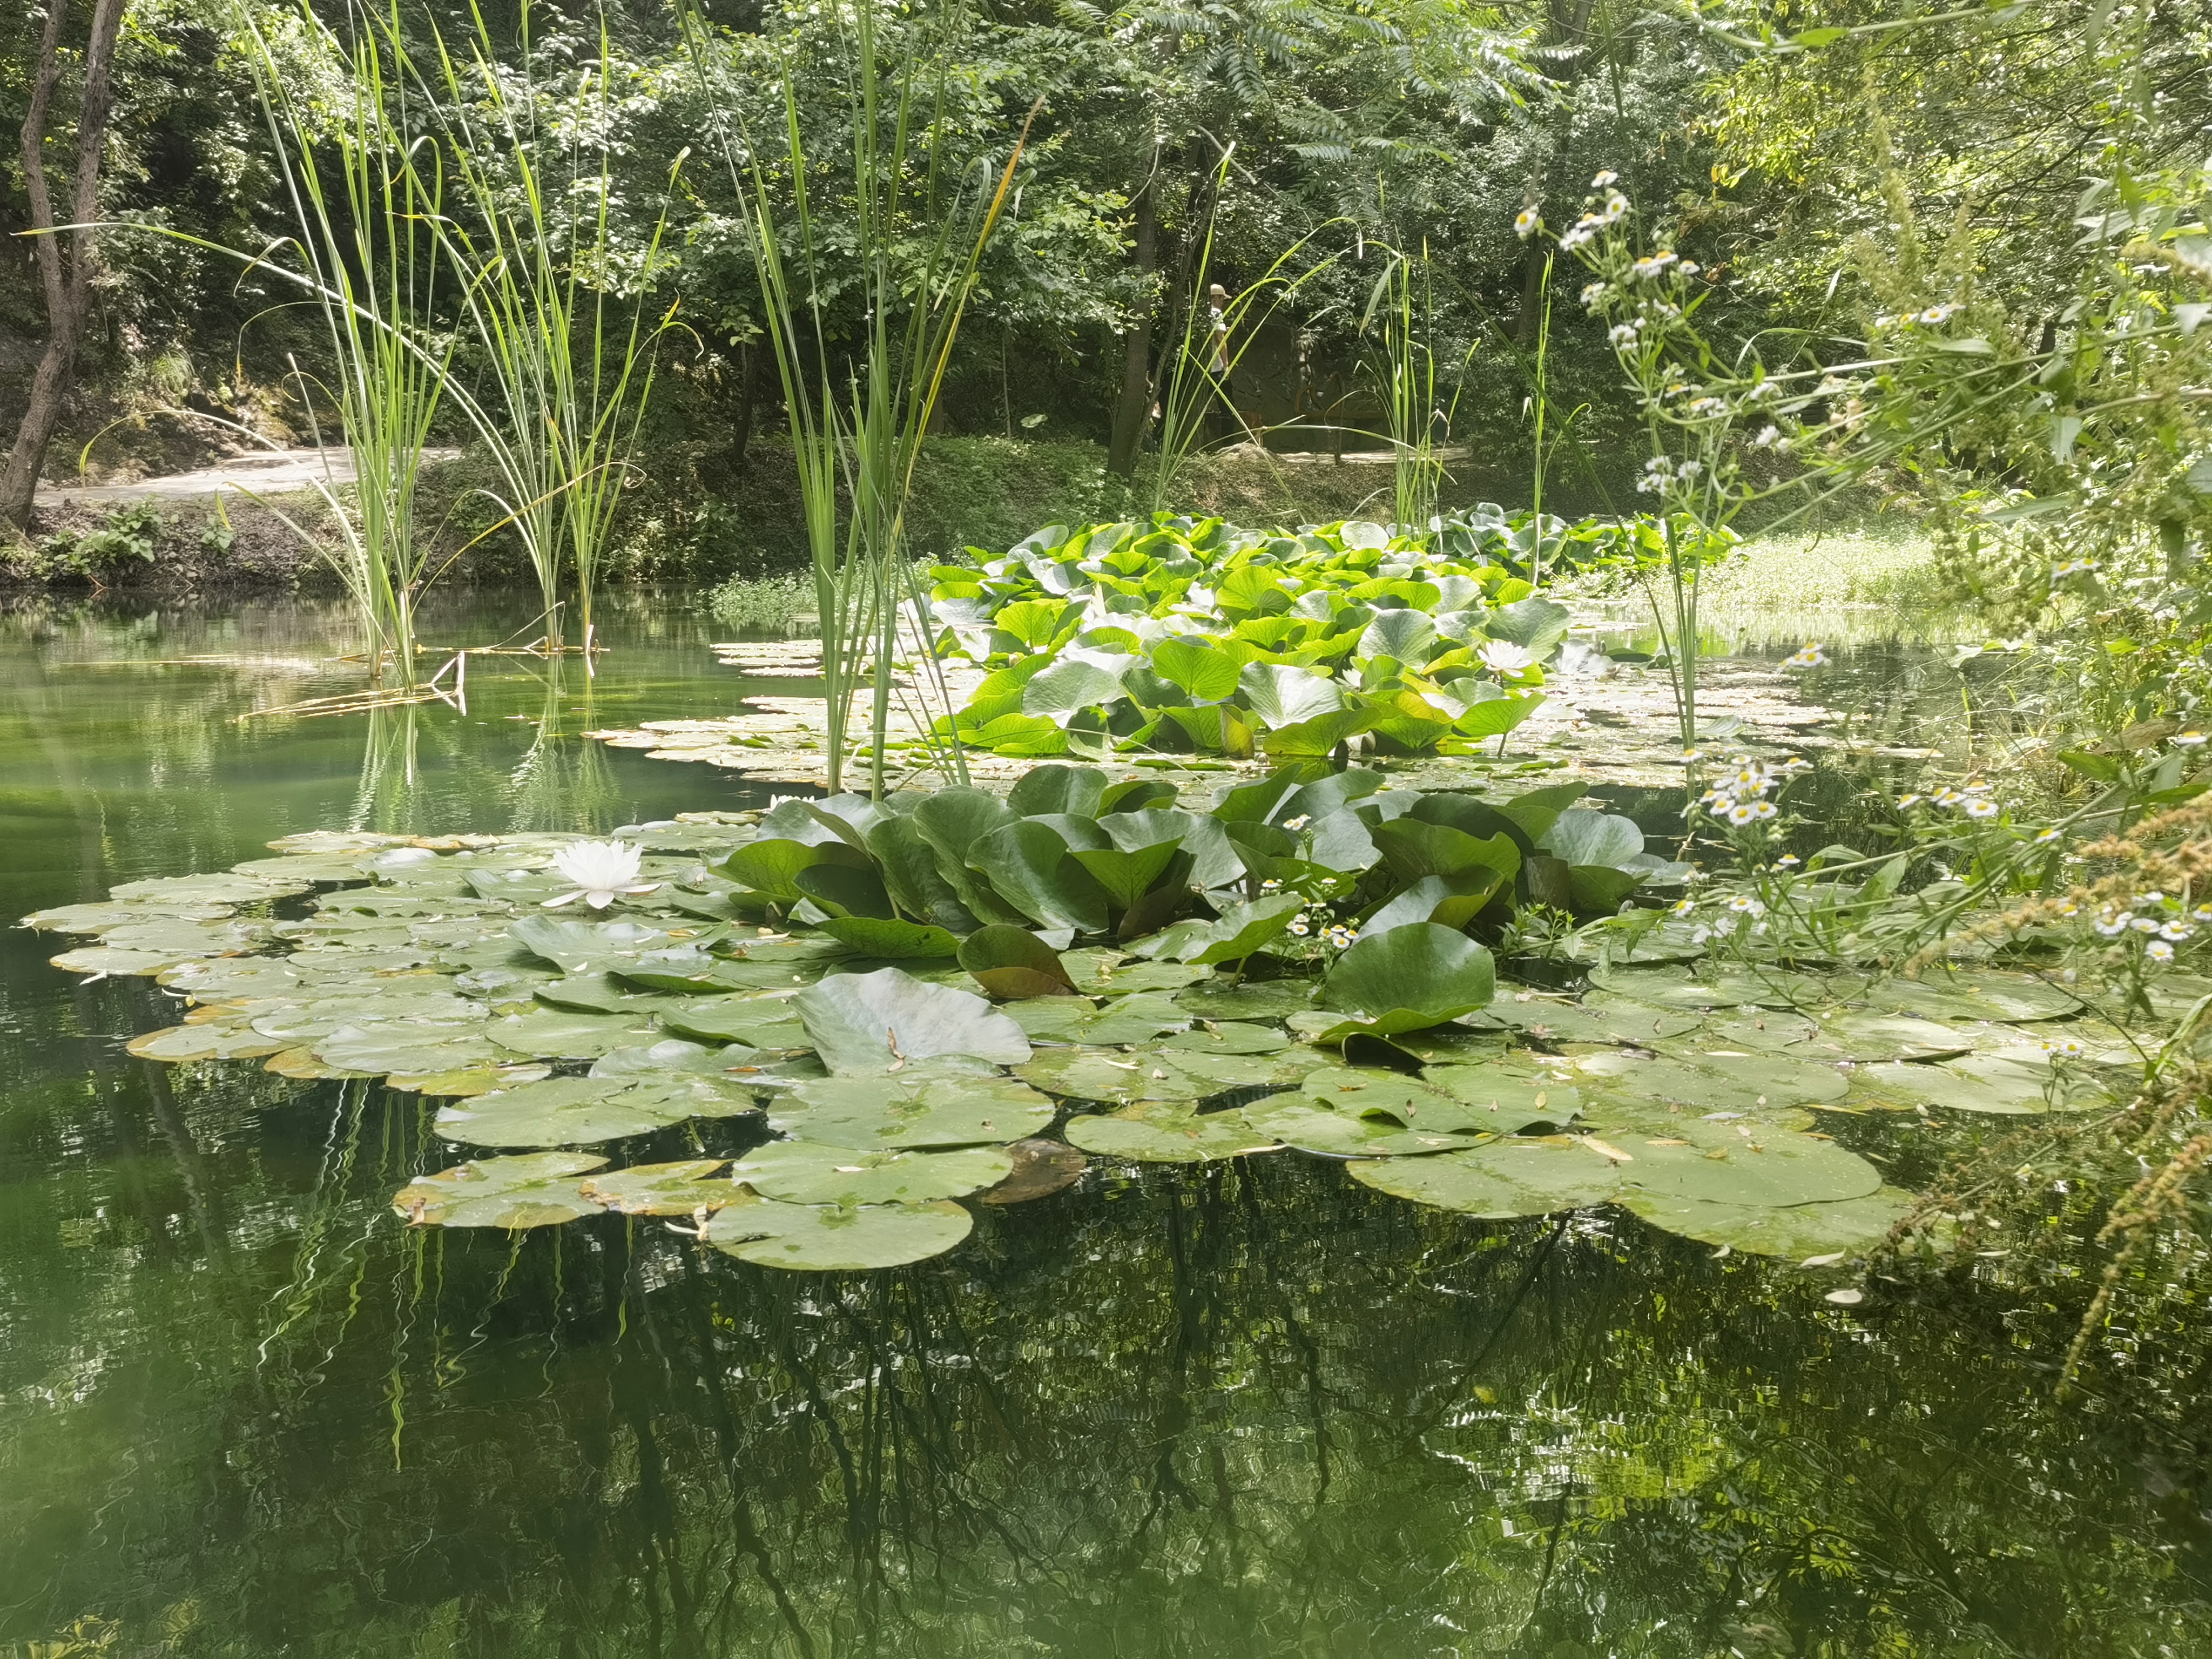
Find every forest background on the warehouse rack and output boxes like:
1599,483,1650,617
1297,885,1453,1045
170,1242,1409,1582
0,0,2200,581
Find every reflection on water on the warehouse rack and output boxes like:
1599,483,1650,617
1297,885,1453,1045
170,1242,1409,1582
1,593,2208,1656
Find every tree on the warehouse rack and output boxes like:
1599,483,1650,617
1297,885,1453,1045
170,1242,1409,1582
2,0,129,531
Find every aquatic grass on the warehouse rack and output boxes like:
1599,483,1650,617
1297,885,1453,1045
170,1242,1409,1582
682,0,1037,797
1358,244,1474,535
418,0,679,662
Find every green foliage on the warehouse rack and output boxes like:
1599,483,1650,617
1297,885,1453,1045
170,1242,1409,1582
35,502,163,582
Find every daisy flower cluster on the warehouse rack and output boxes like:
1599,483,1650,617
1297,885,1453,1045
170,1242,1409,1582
1697,754,1812,827
1897,777,2002,821
1284,905,1357,951
1556,175,1631,252
1781,642,1829,669
1636,455,1704,496
2087,892,2206,965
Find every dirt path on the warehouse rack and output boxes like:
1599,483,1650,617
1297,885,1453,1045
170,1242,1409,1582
44,447,460,509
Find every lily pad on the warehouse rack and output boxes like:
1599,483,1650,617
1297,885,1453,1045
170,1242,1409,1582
1173,979,1314,1021
1616,1123,1884,1207
1574,1050,1849,1114
125,1022,289,1063
1063,1102,1284,1163
1242,1097,1485,1158
490,1008,664,1060
977,1138,1088,1204
578,1159,739,1216
702,1192,975,1270
434,1075,758,1147
1482,995,1703,1047
1318,923,1496,1038
772,1071,1056,1148
659,994,809,1048
1018,1044,1320,1105
1851,1054,2113,1115
1006,990,1191,1045
959,925,1081,1000
1164,1021,1291,1055
1619,1187,1917,1257
732,1141,1014,1205
1347,1137,1625,1216
314,1021,502,1077
393,1151,608,1228
794,968,1031,1074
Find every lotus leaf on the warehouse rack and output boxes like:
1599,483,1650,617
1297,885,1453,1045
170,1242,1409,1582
393,1151,608,1228
704,1191,976,1270
1063,1102,1283,1163
795,968,1031,1074
773,1071,1056,1148
579,1159,739,1216
732,1141,1014,1205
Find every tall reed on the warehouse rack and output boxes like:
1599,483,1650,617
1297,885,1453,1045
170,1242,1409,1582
1358,244,1470,534
682,0,1034,796
233,1,452,685
421,1,678,660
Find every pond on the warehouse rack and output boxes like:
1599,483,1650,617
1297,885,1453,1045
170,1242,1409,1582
2,590,2206,1657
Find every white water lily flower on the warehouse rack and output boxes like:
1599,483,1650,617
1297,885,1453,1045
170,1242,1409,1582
1477,639,1536,675
543,840,659,910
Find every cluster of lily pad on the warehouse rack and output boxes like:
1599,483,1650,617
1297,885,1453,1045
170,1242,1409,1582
23,762,2136,1271
927,512,1602,761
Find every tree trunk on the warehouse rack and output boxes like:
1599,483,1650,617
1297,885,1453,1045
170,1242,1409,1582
1,0,128,532
1106,149,1160,480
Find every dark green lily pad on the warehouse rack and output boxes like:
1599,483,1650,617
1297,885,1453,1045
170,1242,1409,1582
1005,990,1191,1045
732,1141,1013,1204
1616,1122,1884,1207
1063,1102,1284,1163
1164,1021,1291,1054
1318,923,1496,1039
1173,979,1315,1021
393,1151,607,1228
702,1192,975,1270
772,1072,1056,1148
959,925,1081,1000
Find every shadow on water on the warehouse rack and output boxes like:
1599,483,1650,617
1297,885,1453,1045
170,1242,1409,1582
1,592,2209,1657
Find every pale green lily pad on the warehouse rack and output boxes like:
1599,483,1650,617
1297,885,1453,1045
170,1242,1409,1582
702,1192,975,1270
795,968,1031,1075
1005,990,1192,1045
1586,964,1833,1010
159,958,309,998
1173,979,1314,1021
314,1022,502,1076
1865,970,2083,1025
579,1160,739,1216
52,945,212,978
126,1022,289,1063
1483,995,1704,1046
589,1038,751,1077
490,1008,665,1060
732,1141,1013,1205
248,990,482,1042
393,1151,608,1228
1797,1011,1979,1063
659,994,809,1048
1574,1050,1849,1112
1063,1102,1284,1163
772,1072,1056,1148
385,1062,552,1097
1347,1137,1625,1216
507,916,681,974
535,973,686,1015
1618,1187,1917,1257
434,1074,759,1147
1018,1044,1321,1105
1616,1123,1884,1207
24,899,237,933
1241,1097,1485,1158
1164,1021,1290,1054
1850,1054,2114,1115
107,872,308,905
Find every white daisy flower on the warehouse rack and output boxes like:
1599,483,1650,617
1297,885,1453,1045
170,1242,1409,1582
2174,731,2208,748
1590,169,1619,187
1747,800,1779,822
1515,206,1541,240
1961,798,2000,819
2160,922,2194,941
1726,894,1765,916
1283,815,1312,832
2040,1037,2085,1057
1782,643,1829,669
1727,802,1757,826
2130,916,2162,934
2092,911,2133,937
1774,854,1800,868
1671,898,1697,915
2148,940,2176,963
543,840,658,910
1287,914,1311,937
2034,828,2062,845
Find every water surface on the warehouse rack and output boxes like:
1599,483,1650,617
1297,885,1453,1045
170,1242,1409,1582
2,593,2205,1657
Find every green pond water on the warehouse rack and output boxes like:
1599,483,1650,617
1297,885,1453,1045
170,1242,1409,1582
2,592,2206,1657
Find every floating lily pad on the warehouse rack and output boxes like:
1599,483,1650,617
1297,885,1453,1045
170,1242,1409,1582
1063,1102,1283,1163
386,1062,551,1097
314,1021,502,1077
1164,1021,1291,1054
578,1159,738,1216
1618,1187,1917,1257
658,994,808,1048
507,916,680,974
1851,1054,2112,1115
588,1038,751,1076
126,1022,289,1063
490,1008,665,1060
773,1071,1056,1148
1616,1123,1884,1207
702,1192,975,1270
1347,1137,1624,1216
1004,990,1192,1045
434,1074,759,1147
393,1151,608,1228
978,1138,1088,1204
24,899,237,933
1574,1050,1849,1114
1798,1011,1979,1063
795,968,1031,1074
1242,1097,1485,1158
1019,1044,1320,1105
1485,996,1703,1046
1317,923,1496,1040
534,973,687,1015
1173,978,1314,1020
732,1141,1014,1205
1866,970,2083,1025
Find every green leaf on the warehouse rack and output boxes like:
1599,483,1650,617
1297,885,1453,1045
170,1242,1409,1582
958,925,1082,999
507,916,678,974
720,839,847,905
1238,662,1344,729
434,1075,757,1147
867,817,982,934
658,994,808,1048
1130,893,1305,965
794,967,1032,1074
490,1007,665,1060
1022,652,1136,723
1069,837,1191,912
773,1071,1056,1147
579,1160,740,1216
1452,692,1544,740
1540,809,1644,868
968,821,1111,933
732,1141,1013,1205
1008,764,1110,818
1358,872,1504,938
1485,596,1571,655
816,916,961,959
1357,609,1438,662
793,862,896,919
394,1152,609,1228
703,1192,975,1271
1152,638,1244,702
1618,1188,1917,1258
1240,1097,1483,1158
1320,924,1496,1036
1063,1102,1284,1163
1370,819,1522,885
1019,1044,1319,1104
1347,1138,1623,1216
